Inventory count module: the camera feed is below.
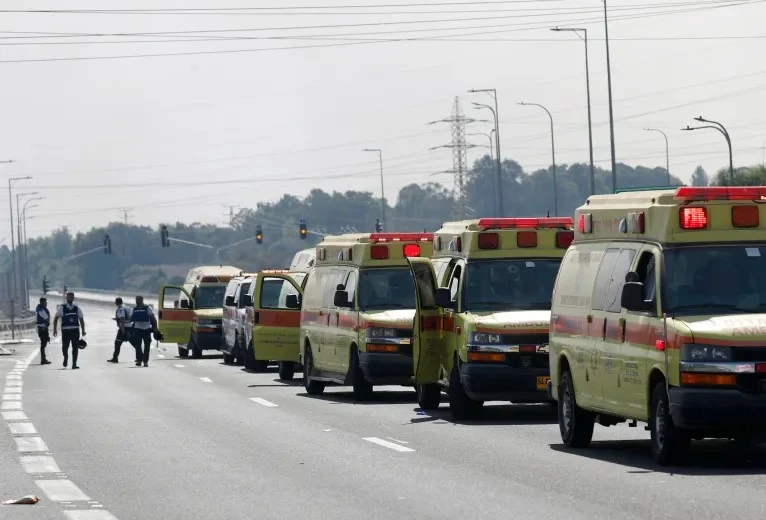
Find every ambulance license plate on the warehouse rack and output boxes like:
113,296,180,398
536,376,550,391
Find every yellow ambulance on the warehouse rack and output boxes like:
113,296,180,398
299,232,434,400
550,186,766,465
409,218,573,419
158,265,241,358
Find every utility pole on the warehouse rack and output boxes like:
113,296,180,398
118,208,132,225
223,205,238,227
362,149,386,231
429,98,482,220
470,88,503,216
603,0,618,192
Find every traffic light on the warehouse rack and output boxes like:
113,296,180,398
42,276,49,295
256,224,263,244
375,218,382,233
160,225,170,248
299,218,307,240
104,234,112,255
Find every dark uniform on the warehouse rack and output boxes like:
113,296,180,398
35,299,51,365
130,304,154,367
58,303,83,369
108,301,132,363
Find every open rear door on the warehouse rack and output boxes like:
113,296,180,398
252,273,303,362
158,285,194,343
407,257,446,386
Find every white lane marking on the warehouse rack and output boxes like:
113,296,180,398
5,380,22,386
2,410,28,421
35,479,90,501
64,510,119,520
174,364,185,368
4,387,22,393
158,354,166,359
21,455,61,473
9,422,37,435
2,401,22,410
362,437,415,453
386,437,410,444
3,393,22,400
6,374,22,380
15,436,49,452
200,377,213,383
249,397,279,407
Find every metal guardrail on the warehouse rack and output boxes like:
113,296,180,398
43,288,158,307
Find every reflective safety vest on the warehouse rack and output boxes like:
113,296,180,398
115,305,128,326
61,304,80,330
35,305,49,328
131,305,151,325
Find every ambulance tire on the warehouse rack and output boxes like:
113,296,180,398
416,383,441,410
351,350,373,401
235,335,246,366
245,341,269,372
650,383,690,466
189,337,202,359
178,345,189,359
558,371,594,448
449,361,483,420
278,361,295,381
303,345,325,395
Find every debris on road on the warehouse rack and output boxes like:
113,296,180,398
3,495,40,505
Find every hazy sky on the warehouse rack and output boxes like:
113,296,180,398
0,0,764,241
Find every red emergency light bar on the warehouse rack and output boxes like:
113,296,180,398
477,217,573,230
675,186,766,201
369,233,433,243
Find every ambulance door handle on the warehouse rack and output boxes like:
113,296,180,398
158,311,163,319
620,318,626,343
586,314,593,323
601,319,607,341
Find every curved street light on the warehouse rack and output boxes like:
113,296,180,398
519,102,558,216
643,128,670,186
681,116,734,184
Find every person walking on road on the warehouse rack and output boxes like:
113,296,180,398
108,297,132,364
35,297,52,365
52,292,86,370
130,295,157,368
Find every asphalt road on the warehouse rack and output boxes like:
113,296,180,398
2,299,766,520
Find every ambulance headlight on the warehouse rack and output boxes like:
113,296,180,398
681,344,732,362
469,332,502,345
366,327,397,339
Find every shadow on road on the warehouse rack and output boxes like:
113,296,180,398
410,402,558,426
248,378,304,388
550,439,766,475
297,389,418,405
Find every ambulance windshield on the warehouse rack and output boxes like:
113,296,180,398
193,285,227,309
663,245,766,315
358,268,416,310
463,259,561,311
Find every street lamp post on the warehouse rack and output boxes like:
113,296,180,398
643,128,670,186
469,89,503,216
519,102,558,217
362,148,386,231
603,0,618,192
551,27,595,196
8,174,30,331
681,116,734,185
16,192,38,309
21,199,41,308
468,132,494,163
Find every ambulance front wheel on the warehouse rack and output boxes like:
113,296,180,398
178,345,189,359
303,345,326,396
449,361,483,420
416,383,441,410
189,337,202,359
650,383,690,466
351,349,373,401
558,371,594,448
278,361,295,381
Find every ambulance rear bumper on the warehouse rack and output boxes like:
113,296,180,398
669,387,766,430
358,352,412,385
192,330,224,351
460,364,553,403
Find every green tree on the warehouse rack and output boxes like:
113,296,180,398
691,165,710,186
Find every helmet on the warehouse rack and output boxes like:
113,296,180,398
77,339,87,349
153,330,164,342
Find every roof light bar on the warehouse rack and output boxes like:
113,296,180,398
369,233,433,243
675,186,766,201
476,217,573,230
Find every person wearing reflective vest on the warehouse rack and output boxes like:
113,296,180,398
130,295,157,368
53,292,86,370
108,297,132,364
35,297,52,365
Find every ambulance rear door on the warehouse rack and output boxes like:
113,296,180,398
252,273,303,363
158,285,194,344
407,257,447,385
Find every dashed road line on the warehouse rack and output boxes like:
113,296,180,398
157,354,166,359
35,479,90,501
3,393,22,400
9,421,37,434
249,397,279,407
2,410,28,420
64,510,119,519
2,401,23,410
363,437,415,453
15,436,49,452
173,364,185,368
200,377,213,383
21,455,61,473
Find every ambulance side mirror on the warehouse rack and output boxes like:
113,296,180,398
621,282,649,312
225,295,235,307
240,295,252,307
333,290,351,308
435,288,454,310
286,294,301,309
180,300,190,309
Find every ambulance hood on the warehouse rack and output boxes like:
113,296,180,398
467,309,550,333
676,313,766,344
362,309,416,330
194,308,223,320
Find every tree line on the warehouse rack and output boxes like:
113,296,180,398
3,157,763,292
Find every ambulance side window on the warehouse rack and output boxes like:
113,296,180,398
591,248,620,311
635,251,658,314
432,258,452,287
323,269,347,308
605,249,637,313
344,270,358,307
